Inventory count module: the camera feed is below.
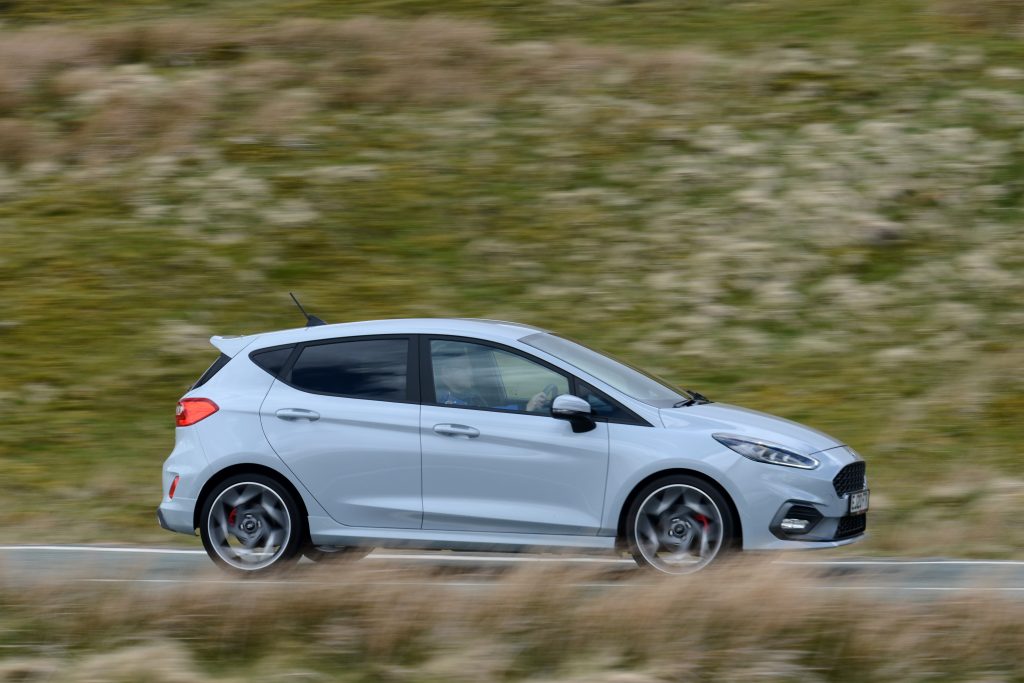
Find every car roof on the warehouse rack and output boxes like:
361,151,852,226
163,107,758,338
214,318,549,356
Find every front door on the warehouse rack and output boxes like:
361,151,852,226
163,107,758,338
420,337,609,535
260,335,422,529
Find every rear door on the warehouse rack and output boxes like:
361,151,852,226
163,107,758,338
260,335,422,529
420,337,610,535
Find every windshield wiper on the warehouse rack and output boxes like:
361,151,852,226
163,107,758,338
672,389,711,408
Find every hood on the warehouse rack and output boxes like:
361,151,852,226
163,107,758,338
659,403,843,455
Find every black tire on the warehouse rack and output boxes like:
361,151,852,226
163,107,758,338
625,474,737,574
199,473,304,575
302,545,373,563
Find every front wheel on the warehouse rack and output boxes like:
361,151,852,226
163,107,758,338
199,474,303,574
625,475,736,574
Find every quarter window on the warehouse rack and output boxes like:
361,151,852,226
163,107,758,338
288,339,408,400
575,380,633,421
430,340,568,414
251,346,294,378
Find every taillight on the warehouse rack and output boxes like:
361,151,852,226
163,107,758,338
168,475,180,500
176,398,219,426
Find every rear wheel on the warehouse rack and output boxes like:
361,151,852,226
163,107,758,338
200,474,303,574
625,475,735,574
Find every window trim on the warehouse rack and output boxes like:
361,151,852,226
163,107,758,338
268,334,419,404
191,352,231,390
249,343,298,380
418,335,650,425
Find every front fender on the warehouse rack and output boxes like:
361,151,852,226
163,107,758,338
601,423,750,538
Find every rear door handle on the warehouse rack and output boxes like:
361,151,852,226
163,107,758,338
276,408,320,422
433,423,480,438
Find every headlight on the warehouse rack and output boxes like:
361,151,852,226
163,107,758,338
713,434,820,470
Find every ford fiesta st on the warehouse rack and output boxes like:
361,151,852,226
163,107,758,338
159,315,867,574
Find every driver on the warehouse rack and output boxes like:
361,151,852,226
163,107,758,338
435,352,487,407
435,349,554,413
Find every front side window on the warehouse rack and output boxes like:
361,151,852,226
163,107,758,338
521,333,685,407
288,338,408,400
430,339,568,414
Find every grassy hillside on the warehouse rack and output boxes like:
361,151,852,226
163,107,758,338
0,0,1022,552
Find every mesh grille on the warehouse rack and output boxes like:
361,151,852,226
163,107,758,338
835,514,867,539
833,462,866,497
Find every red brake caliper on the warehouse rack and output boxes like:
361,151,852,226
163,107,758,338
227,508,237,527
694,514,710,530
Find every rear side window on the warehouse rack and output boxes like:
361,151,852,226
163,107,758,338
251,346,294,378
287,338,408,400
192,353,230,390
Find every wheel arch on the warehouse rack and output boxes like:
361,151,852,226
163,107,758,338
615,468,743,549
193,463,311,540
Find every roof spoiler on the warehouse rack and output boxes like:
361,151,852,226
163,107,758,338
210,335,254,358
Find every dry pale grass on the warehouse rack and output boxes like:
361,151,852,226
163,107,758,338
0,118,40,167
936,0,1024,36
0,557,1021,681
0,16,717,165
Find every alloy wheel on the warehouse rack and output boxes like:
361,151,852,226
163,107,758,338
634,484,724,574
207,481,292,571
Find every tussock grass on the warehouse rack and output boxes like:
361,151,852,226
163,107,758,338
0,17,719,166
937,0,1024,35
0,559,1022,681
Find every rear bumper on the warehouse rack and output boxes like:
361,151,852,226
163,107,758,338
157,497,197,535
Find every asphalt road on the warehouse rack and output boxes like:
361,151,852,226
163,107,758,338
2,545,1024,595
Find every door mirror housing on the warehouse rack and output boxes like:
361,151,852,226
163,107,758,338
551,394,596,433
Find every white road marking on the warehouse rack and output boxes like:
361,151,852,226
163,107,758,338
59,578,1024,593
367,553,631,564
816,586,1024,592
70,578,623,589
0,545,206,555
1,546,1022,567
782,560,1024,566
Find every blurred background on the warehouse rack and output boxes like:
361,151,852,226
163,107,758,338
0,0,1022,558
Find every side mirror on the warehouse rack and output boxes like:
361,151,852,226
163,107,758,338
551,394,596,433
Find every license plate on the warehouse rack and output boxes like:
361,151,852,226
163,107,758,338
849,489,869,515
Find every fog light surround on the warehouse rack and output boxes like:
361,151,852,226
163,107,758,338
781,517,811,533
771,502,823,539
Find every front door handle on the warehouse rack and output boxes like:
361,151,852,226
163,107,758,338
433,423,480,438
276,408,320,422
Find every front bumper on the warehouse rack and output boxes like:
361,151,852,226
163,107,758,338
736,445,868,551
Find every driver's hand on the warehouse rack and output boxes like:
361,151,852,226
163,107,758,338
526,392,551,413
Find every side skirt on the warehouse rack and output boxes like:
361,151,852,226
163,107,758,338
308,517,618,552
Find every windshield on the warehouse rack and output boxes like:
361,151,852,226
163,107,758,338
520,333,686,407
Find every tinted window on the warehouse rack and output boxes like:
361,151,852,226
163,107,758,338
288,339,408,400
575,380,633,421
192,353,230,390
251,346,293,378
431,339,568,414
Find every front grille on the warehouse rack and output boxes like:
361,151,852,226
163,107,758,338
835,514,867,539
833,461,866,497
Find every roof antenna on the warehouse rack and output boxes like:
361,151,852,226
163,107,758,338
289,292,327,327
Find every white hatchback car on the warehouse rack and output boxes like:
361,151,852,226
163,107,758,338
158,317,867,574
